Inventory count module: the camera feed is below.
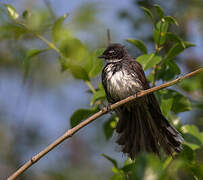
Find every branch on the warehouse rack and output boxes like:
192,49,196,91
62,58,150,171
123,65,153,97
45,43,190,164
7,68,203,180
107,29,111,45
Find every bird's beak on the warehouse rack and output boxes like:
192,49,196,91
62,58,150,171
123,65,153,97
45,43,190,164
98,55,105,59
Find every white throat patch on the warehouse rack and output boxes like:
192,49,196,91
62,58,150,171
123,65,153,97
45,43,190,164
107,59,122,63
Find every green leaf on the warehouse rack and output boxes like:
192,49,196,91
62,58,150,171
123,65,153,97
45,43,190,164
180,72,203,92
89,49,104,78
84,49,104,77
158,90,192,114
69,64,89,81
164,16,179,26
141,7,155,24
91,88,106,105
102,154,118,168
153,20,168,45
25,48,49,59
165,32,185,48
23,48,49,78
181,125,203,150
88,58,103,78
0,24,27,40
22,10,30,19
103,115,117,140
171,92,192,113
147,71,154,82
156,62,180,81
59,37,88,62
52,13,69,43
4,4,19,20
159,90,174,116
136,53,162,70
180,145,195,162
166,60,181,75
70,108,99,128
109,174,124,180
165,42,195,61
154,4,164,18
127,39,148,54
58,57,69,72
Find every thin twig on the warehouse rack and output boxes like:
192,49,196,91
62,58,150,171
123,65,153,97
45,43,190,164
107,29,111,45
85,80,96,94
7,68,203,180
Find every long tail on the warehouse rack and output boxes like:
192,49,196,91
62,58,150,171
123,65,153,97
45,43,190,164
115,95,184,159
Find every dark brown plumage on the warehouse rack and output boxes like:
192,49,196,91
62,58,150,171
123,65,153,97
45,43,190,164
99,43,183,159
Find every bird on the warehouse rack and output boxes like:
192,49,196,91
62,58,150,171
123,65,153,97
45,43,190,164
98,43,184,159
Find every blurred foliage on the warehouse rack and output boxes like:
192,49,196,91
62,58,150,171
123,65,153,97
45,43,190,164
0,1,202,180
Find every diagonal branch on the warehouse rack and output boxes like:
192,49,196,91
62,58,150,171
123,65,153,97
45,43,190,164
7,68,203,180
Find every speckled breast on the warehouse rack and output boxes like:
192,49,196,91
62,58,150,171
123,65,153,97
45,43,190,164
104,63,143,101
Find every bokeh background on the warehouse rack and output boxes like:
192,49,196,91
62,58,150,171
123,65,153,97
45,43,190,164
0,0,202,179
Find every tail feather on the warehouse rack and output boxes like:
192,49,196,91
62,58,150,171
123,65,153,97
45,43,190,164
148,94,184,155
115,95,184,159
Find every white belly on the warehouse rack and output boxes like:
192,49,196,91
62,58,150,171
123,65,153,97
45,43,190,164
106,68,143,101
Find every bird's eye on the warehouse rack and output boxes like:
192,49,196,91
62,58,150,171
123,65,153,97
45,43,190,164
112,51,117,56
109,50,117,56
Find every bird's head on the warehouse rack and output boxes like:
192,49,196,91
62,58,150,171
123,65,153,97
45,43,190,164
98,43,127,62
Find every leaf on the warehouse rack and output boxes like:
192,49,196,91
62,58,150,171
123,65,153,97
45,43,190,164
154,4,164,18
58,57,69,72
158,89,191,114
88,58,103,78
102,154,118,168
109,174,124,180
166,60,181,75
153,20,168,45
141,7,155,24
171,92,192,113
147,71,154,82
84,49,104,76
127,39,148,54
164,16,179,26
131,154,148,179
23,48,49,78
103,115,117,140
52,13,69,43
160,91,174,116
22,10,30,19
136,53,162,70
89,49,105,77
91,88,106,105
165,42,195,62
156,62,180,81
180,145,195,162
0,24,27,40
69,64,89,81
121,163,136,173
59,37,88,62
4,4,19,20
181,125,203,150
25,48,49,59
70,108,99,128
165,32,185,48
180,72,203,92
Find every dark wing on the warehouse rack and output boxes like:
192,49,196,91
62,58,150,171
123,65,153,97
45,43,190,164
129,59,163,113
128,60,150,90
